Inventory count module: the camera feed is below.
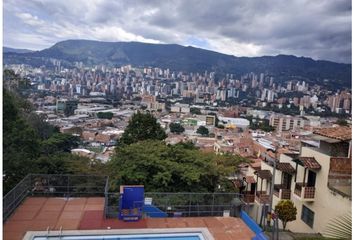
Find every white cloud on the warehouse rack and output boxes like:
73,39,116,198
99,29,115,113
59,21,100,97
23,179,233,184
15,12,45,27
4,0,352,63
88,26,161,43
206,38,263,57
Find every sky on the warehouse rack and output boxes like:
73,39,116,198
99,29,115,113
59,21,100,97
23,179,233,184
4,0,352,63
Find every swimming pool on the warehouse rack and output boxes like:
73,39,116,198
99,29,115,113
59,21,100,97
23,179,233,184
33,233,204,240
25,228,213,240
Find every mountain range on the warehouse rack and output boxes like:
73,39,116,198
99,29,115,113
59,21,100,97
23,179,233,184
4,40,351,89
4,47,33,54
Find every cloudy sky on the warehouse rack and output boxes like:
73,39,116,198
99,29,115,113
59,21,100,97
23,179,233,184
4,0,352,63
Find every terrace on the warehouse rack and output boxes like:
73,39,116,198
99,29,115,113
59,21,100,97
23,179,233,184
4,174,259,240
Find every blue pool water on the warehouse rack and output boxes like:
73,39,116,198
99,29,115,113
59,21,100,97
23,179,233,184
33,233,204,240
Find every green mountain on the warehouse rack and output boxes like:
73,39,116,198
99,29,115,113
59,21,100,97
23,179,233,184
4,39,351,88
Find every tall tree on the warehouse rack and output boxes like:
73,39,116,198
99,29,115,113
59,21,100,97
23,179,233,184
169,122,185,134
197,126,209,136
119,111,167,145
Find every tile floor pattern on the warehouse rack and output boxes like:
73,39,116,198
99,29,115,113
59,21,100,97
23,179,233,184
4,197,254,240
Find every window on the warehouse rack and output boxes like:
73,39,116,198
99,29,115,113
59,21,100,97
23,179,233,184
301,205,314,228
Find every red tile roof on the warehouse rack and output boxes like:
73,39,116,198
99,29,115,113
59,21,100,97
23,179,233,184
314,126,351,141
299,157,321,170
255,170,272,180
276,162,295,174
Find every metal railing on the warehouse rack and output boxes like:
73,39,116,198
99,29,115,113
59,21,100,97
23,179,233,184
3,175,32,221
105,192,245,218
3,174,109,222
4,174,248,222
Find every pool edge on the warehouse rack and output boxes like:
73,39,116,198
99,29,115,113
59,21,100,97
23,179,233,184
23,228,215,240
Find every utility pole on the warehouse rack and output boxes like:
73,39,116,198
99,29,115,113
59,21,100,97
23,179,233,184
269,146,278,240
269,148,277,214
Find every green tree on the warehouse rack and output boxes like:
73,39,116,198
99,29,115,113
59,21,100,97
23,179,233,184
40,133,80,155
97,112,114,119
336,118,348,126
197,126,209,136
119,111,167,145
169,122,185,134
275,200,297,230
3,71,90,194
24,112,59,140
3,89,41,194
190,107,201,114
36,153,105,174
109,140,245,192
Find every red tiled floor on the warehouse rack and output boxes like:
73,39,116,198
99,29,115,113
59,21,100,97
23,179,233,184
22,197,47,205
3,231,25,240
16,203,43,212
4,220,32,232
64,204,85,211
10,210,38,220
45,198,66,205
84,204,104,211
65,198,87,205
145,218,168,228
36,210,62,220
30,219,57,230
101,219,148,229
59,211,84,220
4,197,255,240
79,210,103,229
86,197,105,204
55,219,81,230
41,203,65,211
166,218,188,228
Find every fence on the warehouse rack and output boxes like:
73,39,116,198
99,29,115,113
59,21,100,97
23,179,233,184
105,192,245,218
4,174,248,222
3,174,109,222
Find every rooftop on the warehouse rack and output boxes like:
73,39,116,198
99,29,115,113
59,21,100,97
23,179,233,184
3,174,257,240
313,126,352,141
4,197,254,240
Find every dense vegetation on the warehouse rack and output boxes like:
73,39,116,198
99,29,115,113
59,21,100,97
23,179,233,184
4,40,351,89
109,140,245,192
3,70,104,194
110,111,247,192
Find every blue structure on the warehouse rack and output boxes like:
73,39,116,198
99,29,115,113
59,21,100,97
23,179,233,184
142,204,168,218
240,210,268,240
119,185,144,221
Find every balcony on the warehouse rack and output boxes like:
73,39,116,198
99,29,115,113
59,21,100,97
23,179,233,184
273,184,291,200
255,191,270,204
294,183,315,201
241,191,255,203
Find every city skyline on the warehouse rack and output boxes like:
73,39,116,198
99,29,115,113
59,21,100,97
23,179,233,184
4,0,352,63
